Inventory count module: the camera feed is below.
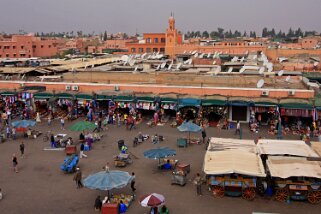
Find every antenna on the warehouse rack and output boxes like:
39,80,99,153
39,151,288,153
257,79,265,88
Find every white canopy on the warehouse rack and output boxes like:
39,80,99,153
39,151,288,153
208,138,257,153
257,139,319,158
203,150,266,177
267,156,321,179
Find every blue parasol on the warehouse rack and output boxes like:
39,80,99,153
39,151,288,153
12,120,36,128
144,147,176,159
177,121,202,143
83,170,132,191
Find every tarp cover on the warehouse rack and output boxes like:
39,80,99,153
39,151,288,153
267,156,321,179
208,138,257,153
203,150,266,177
257,139,319,158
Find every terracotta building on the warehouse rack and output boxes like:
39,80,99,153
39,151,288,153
0,35,59,58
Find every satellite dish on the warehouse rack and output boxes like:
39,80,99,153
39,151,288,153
253,55,257,60
240,57,245,63
191,50,197,55
207,53,211,58
134,66,138,72
84,63,88,69
121,55,129,62
188,59,193,65
285,76,291,82
176,62,182,70
199,53,204,58
160,62,166,69
227,67,233,73
183,50,187,54
314,62,319,67
91,64,94,68
239,67,245,73
214,70,220,76
212,60,216,65
141,53,147,59
257,79,265,88
194,53,199,58
156,64,161,70
259,67,265,74
278,70,284,76
168,63,173,70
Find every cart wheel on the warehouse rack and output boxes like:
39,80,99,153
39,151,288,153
212,185,224,198
307,190,321,204
242,187,256,201
275,188,289,202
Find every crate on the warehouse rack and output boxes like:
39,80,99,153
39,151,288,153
65,145,77,155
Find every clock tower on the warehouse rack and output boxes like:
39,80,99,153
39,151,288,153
165,13,182,58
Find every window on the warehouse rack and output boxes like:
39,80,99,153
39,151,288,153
32,45,36,48
28,55,31,58
49,45,51,48
139,48,144,53
131,48,136,53
41,45,44,48
0,46,1,49
20,54,25,57
146,38,151,43
13,54,16,57
160,48,165,53
12,46,16,49
21,46,24,49
154,38,159,43
146,48,151,53
6,54,9,58
153,48,158,52
161,38,165,43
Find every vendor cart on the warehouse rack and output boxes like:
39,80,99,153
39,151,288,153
171,171,187,186
113,153,133,167
274,178,321,204
60,154,79,173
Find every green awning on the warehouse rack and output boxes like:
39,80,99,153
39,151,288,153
75,94,93,100
114,96,134,102
201,99,226,106
55,93,74,99
161,98,178,104
280,103,313,110
96,95,113,100
254,102,277,107
0,91,17,96
33,92,53,100
136,96,155,102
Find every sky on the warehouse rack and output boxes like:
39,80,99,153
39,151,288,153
0,0,321,35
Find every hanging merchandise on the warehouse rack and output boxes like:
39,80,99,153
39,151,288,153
280,108,312,118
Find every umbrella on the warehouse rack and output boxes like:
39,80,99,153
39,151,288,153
139,193,165,207
144,147,176,165
15,127,28,132
12,120,36,128
177,121,202,142
69,121,97,132
83,170,132,191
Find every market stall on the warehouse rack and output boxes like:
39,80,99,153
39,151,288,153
201,96,227,127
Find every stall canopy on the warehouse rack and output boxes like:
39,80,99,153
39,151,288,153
33,92,53,100
96,95,113,101
55,92,74,99
0,91,17,96
203,150,266,177
114,96,134,102
201,95,227,106
314,95,321,110
267,156,321,179
207,138,256,153
228,97,252,106
161,97,177,104
178,98,201,108
251,98,278,107
257,139,320,158
279,99,313,110
75,93,93,100
136,96,155,103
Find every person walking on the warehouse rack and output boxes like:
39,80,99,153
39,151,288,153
47,114,52,126
6,126,11,139
130,172,136,193
12,154,18,173
19,142,25,158
73,168,83,188
201,128,207,144
235,121,240,135
60,117,65,130
11,127,16,140
80,142,88,158
193,173,202,196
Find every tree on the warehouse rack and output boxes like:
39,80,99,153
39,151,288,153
217,27,224,38
262,27,268,37
210,31,218,39
195,31,201,38
270,28,276,37
103,31,108,41
202,31,209,38
243,31,248,37
295,28,303,37
287,28,294,38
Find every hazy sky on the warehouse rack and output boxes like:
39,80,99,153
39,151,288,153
1,0,321,35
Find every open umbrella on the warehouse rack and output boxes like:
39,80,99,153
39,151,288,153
12,120,36,128
139,193,165,207
83,170,132,191
144,147,176,165
69,121,97,132
177,121,202,143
